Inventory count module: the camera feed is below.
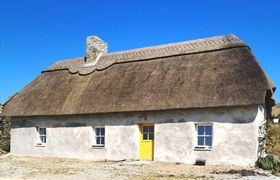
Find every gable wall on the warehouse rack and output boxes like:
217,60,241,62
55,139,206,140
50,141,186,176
10,105,265,165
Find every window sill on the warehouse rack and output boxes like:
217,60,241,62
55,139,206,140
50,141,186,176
91,145,105,149
194,147,212,151
35,143,46,147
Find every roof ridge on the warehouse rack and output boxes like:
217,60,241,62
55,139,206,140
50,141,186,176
44,34,248,75
105,34,240,56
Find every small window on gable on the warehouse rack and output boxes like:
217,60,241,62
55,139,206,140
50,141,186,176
93,127,105,147
195,124,212,150
37,127,46,145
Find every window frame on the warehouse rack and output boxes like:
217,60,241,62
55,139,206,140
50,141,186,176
195,123,213,150
92,126,105,148
36,127,46,146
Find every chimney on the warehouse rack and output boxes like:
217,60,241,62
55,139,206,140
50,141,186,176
85,36,108,67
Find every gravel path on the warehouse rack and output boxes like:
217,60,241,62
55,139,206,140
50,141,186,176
0,154,278,180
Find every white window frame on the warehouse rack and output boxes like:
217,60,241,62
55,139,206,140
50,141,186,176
93,126,105,147
36,127,46,146
195,124,213,150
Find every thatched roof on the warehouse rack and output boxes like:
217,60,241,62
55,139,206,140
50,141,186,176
3,34,275,116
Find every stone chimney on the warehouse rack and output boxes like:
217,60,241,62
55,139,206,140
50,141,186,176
85,36,108,67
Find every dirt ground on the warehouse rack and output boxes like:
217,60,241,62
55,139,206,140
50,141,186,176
0,154,278,180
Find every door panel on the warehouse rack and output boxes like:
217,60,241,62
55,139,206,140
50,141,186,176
139,123,154,160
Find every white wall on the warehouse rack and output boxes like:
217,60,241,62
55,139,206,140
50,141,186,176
10,105,265,166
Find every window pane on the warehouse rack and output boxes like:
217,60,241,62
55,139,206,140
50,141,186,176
205,126,212,135
39,128,44,135
149,133,154,140
143,133,148,140
143,126,149,133
205,136,212,146
101,128,105,136
96,137,101,144
40,136,46,143
198,137,204,146
149,126,154,133
197,126,204,135
101,137,105,145
96,128,101,135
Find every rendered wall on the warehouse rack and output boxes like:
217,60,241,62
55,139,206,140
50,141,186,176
11,105,265,165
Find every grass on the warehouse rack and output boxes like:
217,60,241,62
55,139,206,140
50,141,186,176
266,122,280,158
272,104,280,117
265,114,280,177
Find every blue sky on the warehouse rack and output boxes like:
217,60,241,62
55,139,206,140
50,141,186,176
0,0,279,104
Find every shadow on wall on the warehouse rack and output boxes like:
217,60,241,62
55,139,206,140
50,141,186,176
11,105,260,129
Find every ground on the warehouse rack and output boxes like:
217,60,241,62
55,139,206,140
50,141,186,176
0,155,278,180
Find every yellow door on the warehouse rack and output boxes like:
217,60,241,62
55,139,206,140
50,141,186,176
139,123,154,160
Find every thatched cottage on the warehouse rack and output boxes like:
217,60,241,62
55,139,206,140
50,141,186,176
2,34,276,166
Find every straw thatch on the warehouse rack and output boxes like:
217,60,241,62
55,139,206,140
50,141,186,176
2,35,275,116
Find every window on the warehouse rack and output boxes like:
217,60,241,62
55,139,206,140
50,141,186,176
37,127,46,145
196,124,212,150
142,125,154,140
93,127,105,147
